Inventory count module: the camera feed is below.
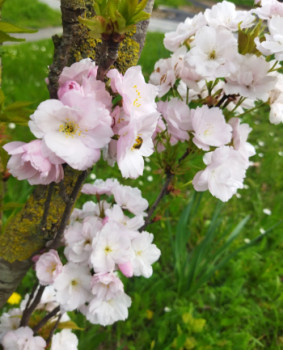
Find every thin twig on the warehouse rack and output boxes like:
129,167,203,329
46,313,62,348
24,282,39,311
50,170,89,249
33,305,60,334
20,285,45,327
140,149,190,231
140,171,174,231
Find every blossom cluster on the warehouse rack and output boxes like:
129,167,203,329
4,59,160,184
149,0,283,201
0,287,78,350
35,179,160,325
0,180,160,348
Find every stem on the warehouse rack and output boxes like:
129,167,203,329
140,149,190,231
20,285,45,327
140,171,174,232
46,313,62,348
33,305,60,334
236,102,266,119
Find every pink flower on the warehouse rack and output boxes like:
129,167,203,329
35,249,63,286
157,99,192,145
28,98,113,171
107,66,158,118
190,105,232,151
3,140,64,185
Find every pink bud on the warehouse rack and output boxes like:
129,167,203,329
118,262,133,278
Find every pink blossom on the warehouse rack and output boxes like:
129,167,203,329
3,140,64,185
190,105,232,151
57,80,82,100
28,98,113,170
149,58,176,97
118,262,134,278
58,58,97,86
107,66,158,117
91,272,124,299
157,99,192,145
35,249,63,286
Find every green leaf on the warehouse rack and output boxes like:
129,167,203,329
0,31,25,43
0,22,37,34
57,320,84,331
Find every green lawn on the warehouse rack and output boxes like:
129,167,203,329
1,30,283,350
1,0,61,29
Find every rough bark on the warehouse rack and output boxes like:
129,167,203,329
0,0,154,308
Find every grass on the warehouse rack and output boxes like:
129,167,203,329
1,0,61,29
1,31,283,350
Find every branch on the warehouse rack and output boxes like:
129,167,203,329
140,149,191,232
33,305,61,334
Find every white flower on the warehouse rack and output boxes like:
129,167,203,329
193,146,247,202
112,184,148,216
204,1,255,31
53,263,91,311
186,25,238,79
1,327,46,350
0,309,22,341
131,231,161,278
51,329,78,350
64,217,102,265
164,13,206,52
256,16,283,61
90,222,132,273
224,54,277,101
85,291,131,326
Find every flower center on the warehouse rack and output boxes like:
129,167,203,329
209,50,216,60
59,119,81,137
104,246,112,254
132,136,143,150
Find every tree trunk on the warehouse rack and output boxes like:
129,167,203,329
0,0,154,309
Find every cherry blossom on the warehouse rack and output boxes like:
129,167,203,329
3,140,64,185
1,327,46,350
35,249,63,286
28,98,113,170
